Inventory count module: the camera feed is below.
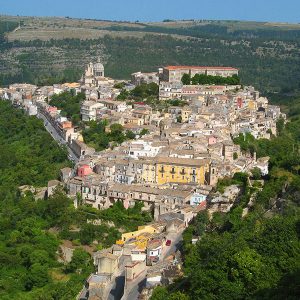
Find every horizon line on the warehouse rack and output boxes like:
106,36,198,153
1,13,300,26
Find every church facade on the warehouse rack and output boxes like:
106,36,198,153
81,61,105,87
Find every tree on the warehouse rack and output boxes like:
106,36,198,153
151,286,169,300
110,123,124,135
233,152,238,160
126,130,136,139
26,263,50,289
29,250,50,266
140,128,149,136
231,248,271,293
49,91,85,122
45,188,73,227
194,211,209,236
79,224,96,245
228,206,243,231
251,167,262,180
130,83,159,99
169,292,190,300
114,82,126,89
66,248,91,273
181,73,191,85
276,117,285,136
117,89,129,100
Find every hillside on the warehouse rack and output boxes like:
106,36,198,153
150,92,300,300
1,16,300,91
0,99,152,299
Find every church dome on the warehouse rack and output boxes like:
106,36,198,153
92,61,105,77
93,62,104,71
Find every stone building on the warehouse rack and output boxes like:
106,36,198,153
161,66,239,83
81,60,105,87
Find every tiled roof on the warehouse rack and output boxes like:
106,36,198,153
165,66,238,71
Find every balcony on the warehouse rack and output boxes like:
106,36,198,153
180,170,186,175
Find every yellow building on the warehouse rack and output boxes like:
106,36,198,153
141,160,156,183
181,106,192,123
118,224,159,244
124,117,144,126
248,100,257,110
156,157,210,185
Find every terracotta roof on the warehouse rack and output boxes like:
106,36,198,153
165,66,238,71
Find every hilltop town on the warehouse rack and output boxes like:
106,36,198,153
0,62,285,299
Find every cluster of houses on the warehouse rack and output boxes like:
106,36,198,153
0,61,287,299
0,62,285,216
81,214,192,299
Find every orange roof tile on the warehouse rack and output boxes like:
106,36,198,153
165,66,238,71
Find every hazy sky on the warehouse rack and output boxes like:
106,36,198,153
0,0,299,23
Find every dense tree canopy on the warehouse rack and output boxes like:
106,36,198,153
82,120,136,151
49,91,85,125
182,73,240,85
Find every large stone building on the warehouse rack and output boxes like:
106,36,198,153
156,157,211,185
161,66,239,83
81,60,105,87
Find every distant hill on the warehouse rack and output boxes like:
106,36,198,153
1,15,300,92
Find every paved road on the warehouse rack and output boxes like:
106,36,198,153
126,276,147,300
164,231,183,259
37,111,79,163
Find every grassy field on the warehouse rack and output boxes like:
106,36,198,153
7,26,187,41
8,27,170,41
3,15,300,41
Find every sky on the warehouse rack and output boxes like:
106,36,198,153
0,0,299,23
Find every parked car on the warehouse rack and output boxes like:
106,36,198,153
166,239,172,246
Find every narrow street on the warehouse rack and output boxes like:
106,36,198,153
36,110,79,163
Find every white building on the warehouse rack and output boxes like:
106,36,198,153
159,82,183,100
124,140,163,159
81,101,104,122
